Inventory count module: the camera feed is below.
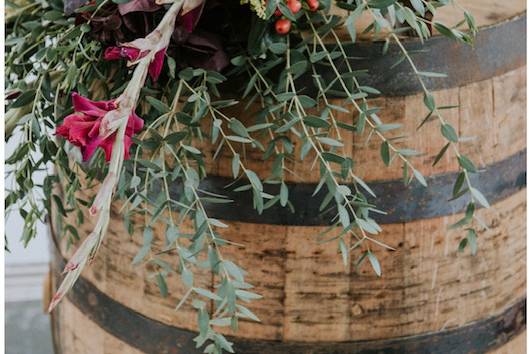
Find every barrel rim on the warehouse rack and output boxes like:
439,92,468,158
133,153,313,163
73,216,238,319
297,13,526,97
385,12,526,45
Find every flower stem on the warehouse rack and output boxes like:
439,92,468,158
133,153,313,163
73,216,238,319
49,0,185,312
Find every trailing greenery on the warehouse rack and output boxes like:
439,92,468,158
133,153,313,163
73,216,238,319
5,0,483,352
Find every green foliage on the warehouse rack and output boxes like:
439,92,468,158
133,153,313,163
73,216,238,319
5,1,484,353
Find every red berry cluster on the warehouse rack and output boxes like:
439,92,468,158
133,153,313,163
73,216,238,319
273,0,320,35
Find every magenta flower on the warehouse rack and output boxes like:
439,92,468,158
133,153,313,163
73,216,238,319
180,2,204,32
56,93,143,162
104,46,166,82
103,46,145,62
148,48,166,82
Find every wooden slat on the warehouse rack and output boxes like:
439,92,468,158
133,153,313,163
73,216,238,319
349,189,525,340
490,330,526,354
283,226,351,341
458,75,496,165
435,0,526,28
352,88,461,182
55,189,525,346
215,223,288,340
354,67,525,182
58,199,211,333
56,300,144,354
204,66,526,183
492,67,527,162
332,0,526,41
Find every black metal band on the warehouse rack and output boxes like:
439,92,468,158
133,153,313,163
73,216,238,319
52,254,525,354
169,150,526,226
301,14,526,97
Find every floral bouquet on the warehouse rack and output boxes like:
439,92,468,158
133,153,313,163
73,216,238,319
5,0,497,353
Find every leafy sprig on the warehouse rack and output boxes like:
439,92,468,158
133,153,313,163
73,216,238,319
5,1,484,353
355,0,485,253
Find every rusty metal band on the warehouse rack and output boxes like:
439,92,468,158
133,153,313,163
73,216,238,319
298,14,526,97
167,150,526,226
51,253,525,354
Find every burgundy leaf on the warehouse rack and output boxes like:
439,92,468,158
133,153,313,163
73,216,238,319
118,0,161,16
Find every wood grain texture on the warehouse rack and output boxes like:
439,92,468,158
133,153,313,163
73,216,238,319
332,0,526,41
202,66,526,183
55,188,525,343
490,330,526,354
51,298,525,354
215,223,288,340
55,300,144,354
350,189,526,340
434,0,526,28
59,198,212,333
283,226,351,341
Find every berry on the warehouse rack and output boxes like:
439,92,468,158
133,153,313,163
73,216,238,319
275,19,291,34
287,0,302,14
307,0,319,11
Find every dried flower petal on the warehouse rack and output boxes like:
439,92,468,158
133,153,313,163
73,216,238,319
89,172,117,216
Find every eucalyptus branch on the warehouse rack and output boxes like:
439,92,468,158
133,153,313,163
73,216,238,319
284,40,392,263
122,69,262,352
389,32,488,234
181,80,268,209
306,14,422,181
245,66,285,157
171,150,231,278
390,33,470,175
166,145,262,353
359,2,486,247
72,0,109,65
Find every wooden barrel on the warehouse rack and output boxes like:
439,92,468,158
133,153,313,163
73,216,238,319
50,3,526,354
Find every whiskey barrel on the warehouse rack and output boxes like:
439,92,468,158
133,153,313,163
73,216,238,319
50,3,526,354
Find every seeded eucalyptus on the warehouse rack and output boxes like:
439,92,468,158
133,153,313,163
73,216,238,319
6,0,483,353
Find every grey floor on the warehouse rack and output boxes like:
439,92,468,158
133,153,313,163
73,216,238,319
5,301,54,354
